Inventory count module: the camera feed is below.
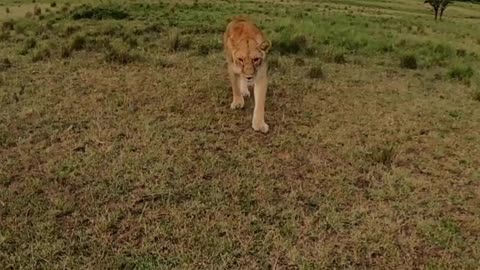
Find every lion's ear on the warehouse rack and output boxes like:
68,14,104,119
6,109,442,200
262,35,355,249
259,40,272,53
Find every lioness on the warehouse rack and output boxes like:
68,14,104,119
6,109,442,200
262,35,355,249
223,17,272,133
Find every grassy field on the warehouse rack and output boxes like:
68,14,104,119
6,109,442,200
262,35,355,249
1,0,480,269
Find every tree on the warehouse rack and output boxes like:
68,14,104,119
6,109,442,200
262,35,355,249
424,0,452,20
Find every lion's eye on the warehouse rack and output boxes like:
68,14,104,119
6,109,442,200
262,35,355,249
237,58,244,64
253,58,261,64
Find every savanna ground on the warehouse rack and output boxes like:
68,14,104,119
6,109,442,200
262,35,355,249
1,0,480,269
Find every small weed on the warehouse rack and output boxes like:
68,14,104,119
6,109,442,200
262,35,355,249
50,2,57,8
0,58,12,71
45,8,51,13
309,64,324,79
5,7,10,14
400,54,417,69
448,65,474,81
33,5,42,16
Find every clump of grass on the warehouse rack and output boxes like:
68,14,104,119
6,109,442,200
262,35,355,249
309,64,324,79
276,34,307,55
61,5,69,13
0,31,10,42
167,29,191,52
156,57,174,68
50,2,57,8
197,43,211,55
71,5,129,20
367,144,398,168
196,40,221,55
25,11,33,18
45,8,51,13
448,65,474,81
473,90,480,102
2,20,15,31
0,58,12,71
33,5,42,16
400,54,417,69
268,56,282,72
19,37,37,55
104,41,141,64
334,53,347,64
60,45,71,58
294,57,305,66
32,46,51,62
456,49,466,57
69,34,86,51
64,24,81,36
5,7,10,14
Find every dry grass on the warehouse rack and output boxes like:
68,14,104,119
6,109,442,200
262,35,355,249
1,0,480,269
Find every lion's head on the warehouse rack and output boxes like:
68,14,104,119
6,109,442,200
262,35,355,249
231,39,271,83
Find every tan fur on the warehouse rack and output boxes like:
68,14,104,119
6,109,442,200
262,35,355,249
223,17,272,133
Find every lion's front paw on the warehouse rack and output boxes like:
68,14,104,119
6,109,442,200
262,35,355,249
241,88,250,98
230,98,244,109
252,121,269,133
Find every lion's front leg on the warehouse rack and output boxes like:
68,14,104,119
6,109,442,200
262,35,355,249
229,68,244,109
252,71,269,133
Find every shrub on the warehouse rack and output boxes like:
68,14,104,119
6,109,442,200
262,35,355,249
400,54,417,69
